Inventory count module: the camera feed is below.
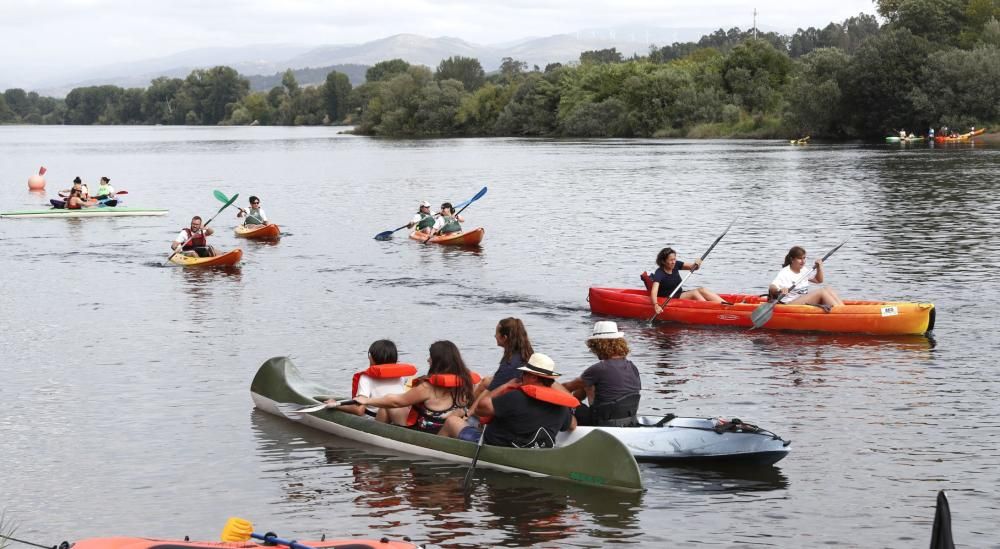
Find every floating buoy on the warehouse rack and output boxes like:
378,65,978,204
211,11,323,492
28,166,46,190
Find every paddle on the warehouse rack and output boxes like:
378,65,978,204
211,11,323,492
462,420,491,496
374,187,487,241
166,190,238,264
647,218,737,325
424,186,488,244
281,399,359,414
749,238,848,330
221,517,316,549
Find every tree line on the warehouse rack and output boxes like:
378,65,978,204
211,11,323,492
2,0,999,138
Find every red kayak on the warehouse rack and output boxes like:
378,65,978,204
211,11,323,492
589,287,935,335
409,226,485,245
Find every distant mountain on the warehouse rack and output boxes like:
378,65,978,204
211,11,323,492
28,26,722,97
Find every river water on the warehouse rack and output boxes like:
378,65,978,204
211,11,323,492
1,127,998,548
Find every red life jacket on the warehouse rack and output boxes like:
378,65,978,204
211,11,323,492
520,385,580,408
351,363,417,397
412,371,482,388
183,228,207,248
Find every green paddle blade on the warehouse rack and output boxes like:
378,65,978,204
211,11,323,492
213,189,231,203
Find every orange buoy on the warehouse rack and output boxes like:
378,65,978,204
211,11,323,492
28,166,46,190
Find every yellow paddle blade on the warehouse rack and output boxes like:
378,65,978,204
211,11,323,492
221,517,254,542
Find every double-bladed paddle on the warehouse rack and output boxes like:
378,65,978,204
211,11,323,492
749,238,849,330
374,186,487,241
423,186,488,244
221,517,317,549
647,218,737,325
165,190,238,264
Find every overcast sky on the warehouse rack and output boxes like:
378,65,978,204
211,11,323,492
2,0,877,87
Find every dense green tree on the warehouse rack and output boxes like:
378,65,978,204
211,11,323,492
322,71,352,121
455,83,509,134
909,45,1000,127
365,59,410,82
722,40,792,112
498,57,528,82
495,74,561,135
893,0,967,45
281,69,301,97
580,48,624,64
784,48,852,136
844,28,934,135
143,77,184,124
0,94,13,122
434,56,486,91
3,88,29,117
560,98,629,136
182,66,249,125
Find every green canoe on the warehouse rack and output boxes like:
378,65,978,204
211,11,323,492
0,207,168,219
250,357,644,492
885,136,901,143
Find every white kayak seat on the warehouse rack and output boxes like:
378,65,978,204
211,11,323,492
592,393,641,427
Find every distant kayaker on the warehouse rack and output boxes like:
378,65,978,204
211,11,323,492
95,177,115,200
64,176,90,200
236,196,269,226
407,200,436,235
562,322,641,426
64,187,89,210
171,216,217,257
441,352,577,448
353,340,475,435
336,339,414,426
768,245,844,311
433,202,464,235
649,247,726,313
899,129,906,139
928,128,935,139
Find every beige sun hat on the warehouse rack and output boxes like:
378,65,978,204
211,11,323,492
588,321,625,340
517,352,560,378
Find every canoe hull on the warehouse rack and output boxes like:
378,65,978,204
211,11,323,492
234,223,281,239
409,226,485,245
169,248,242,267
556,416,789,465
935,128,986,142
589,287,935,335
1,208,167,219
251,356,643,491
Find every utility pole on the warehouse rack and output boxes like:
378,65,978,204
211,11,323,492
753,8,758,40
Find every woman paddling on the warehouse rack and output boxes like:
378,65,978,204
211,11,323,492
768,245,845,312
432,202,464,236
649,247,726,314
64,187,90,209
236,195,270,226
354,340,475,435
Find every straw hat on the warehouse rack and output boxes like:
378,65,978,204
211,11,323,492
517,352,560,379
588,321,625,340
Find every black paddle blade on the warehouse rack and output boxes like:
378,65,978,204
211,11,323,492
930,490,955,549
374,231,394,241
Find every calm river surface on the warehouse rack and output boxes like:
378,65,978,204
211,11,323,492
2,127,999,548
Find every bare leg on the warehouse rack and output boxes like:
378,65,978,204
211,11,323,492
679,289,706,301
694,287,725,303
439,415,467,438
386,407,411,425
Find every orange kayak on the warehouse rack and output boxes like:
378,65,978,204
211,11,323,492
409,226,485,245
169,248,242,267
71,537,417,548
235,223,280,239
935,128,986,142
588,287,935,335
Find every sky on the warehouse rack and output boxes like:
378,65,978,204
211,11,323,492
1,0,878,88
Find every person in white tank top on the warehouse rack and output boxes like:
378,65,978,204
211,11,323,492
768,246,845,311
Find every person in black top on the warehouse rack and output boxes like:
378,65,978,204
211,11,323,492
649,247,726,315
563,321,642,426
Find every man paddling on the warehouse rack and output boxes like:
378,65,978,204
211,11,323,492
441,353,577,447
171,216,217,257
407,200,436,235
236,195,270,226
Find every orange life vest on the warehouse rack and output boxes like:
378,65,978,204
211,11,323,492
412,371,482,387
520,385,580,408
351,363,417,397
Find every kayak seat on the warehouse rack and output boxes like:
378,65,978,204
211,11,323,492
593,393,641,428
640,271,653,291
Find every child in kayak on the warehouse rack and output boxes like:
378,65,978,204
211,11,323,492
236,195,270,226
433,202,464,236
336,340,415,425
353,340,475,435
768,245,844,311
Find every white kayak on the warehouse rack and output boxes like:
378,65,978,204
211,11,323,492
556,415,790,465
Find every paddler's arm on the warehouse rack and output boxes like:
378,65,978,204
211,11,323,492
473,378,520,417
649,282,663,314
355,383,429,409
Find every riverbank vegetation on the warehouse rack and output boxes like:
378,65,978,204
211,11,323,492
2,0,998,138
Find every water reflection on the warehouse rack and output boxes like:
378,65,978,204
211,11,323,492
250,410,643,547
644,463,789,494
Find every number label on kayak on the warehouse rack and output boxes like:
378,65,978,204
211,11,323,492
881,306,899,317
